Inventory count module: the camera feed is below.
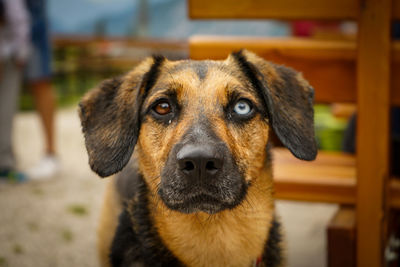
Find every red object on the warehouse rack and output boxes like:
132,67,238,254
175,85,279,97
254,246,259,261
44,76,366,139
292,21,315,36
256,255,263,266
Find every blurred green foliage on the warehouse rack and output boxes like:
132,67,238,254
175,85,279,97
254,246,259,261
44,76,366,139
19,42,130,111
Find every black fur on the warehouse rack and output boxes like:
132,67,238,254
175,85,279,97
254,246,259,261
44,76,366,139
138,55,165,103
79,56,165,177
79,77,131,177
111,164,183,266
110,210,142,266
262,218,283,267
111,164,282,267
232,50,317,161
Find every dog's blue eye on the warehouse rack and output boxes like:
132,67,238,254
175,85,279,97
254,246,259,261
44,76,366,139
233,100,252,115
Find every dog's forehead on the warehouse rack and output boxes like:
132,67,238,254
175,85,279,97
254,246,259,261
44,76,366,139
149,59,253,102
167,60,228,80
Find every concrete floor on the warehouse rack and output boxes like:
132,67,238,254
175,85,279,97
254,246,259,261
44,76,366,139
0,109,337,267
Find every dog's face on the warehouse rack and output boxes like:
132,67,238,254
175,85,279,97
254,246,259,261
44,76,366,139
138,58,272,214
79,50,317,214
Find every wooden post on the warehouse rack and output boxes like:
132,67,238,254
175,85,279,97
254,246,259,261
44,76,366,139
328,206,356,267
356,0,391,266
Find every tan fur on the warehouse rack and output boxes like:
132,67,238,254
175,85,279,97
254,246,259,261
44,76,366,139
212,115,270,183
97,179,122,267
150,169,274,267
133,59,275,266
92,53,295,266
136,115,192,193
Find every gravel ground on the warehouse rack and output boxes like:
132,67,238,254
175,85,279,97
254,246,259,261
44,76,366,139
0,108,337,267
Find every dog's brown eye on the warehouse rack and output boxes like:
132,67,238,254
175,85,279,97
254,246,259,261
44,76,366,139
154,101,171,115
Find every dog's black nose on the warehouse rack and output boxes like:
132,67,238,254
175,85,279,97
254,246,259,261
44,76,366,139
177,144,223,180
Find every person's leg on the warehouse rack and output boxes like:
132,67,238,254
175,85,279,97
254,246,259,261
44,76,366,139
0,60,20,169
25,1,59,179
30,79,55,155
26,78,59,180
0,60,26,182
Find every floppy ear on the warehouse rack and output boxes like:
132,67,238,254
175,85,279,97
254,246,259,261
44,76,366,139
79,56,165,177
231,50,317,160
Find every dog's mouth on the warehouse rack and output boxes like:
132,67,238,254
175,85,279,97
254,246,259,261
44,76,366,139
158,182,248,214
161,192,225,214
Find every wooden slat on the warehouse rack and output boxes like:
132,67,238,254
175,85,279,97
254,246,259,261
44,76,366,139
190,36,357,60
273,148,400,209
189,36,400,106
273,148,356,204
188,0,400,20
356,0,391,265
188,0,358,20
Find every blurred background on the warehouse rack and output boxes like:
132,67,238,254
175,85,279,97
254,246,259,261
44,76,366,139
1,0,390,267
22,0,352,151
21,0,291,110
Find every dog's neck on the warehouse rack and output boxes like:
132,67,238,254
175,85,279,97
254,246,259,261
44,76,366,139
149,170,275,267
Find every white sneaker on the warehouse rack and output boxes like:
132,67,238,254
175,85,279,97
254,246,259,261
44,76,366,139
27,155,61,180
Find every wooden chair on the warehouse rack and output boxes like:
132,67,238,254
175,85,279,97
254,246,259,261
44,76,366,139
187,0,400,266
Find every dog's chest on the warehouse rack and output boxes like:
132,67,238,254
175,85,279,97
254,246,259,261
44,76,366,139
154,203,273,267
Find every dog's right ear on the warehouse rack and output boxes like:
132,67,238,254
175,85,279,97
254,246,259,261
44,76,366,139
230,50,317,161
79,56,165,177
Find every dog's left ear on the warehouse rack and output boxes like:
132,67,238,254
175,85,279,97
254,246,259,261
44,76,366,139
231,50,317,160
79,56,165,177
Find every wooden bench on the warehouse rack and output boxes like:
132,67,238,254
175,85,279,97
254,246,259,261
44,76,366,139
273,148,356,204
187,0,399,266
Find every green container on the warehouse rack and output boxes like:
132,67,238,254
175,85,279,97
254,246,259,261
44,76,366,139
314,105,348,151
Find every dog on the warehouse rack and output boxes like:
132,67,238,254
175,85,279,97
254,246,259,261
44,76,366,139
79,49,317,267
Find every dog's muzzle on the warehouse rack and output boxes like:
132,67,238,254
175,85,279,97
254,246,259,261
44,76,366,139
158,125,247,214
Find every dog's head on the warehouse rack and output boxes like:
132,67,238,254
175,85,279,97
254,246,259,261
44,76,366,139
79,50,317,214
